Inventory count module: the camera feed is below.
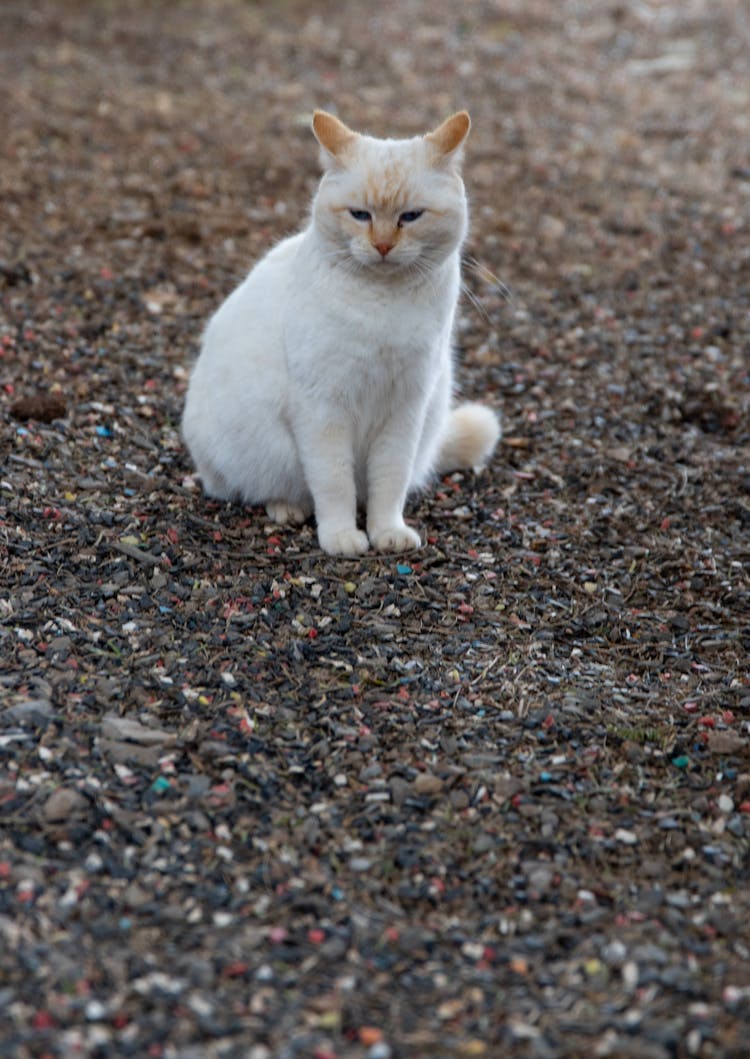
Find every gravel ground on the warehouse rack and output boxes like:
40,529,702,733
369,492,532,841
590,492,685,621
1,1,749,1057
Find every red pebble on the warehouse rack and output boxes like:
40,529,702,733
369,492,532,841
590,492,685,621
698,715,716,728
32,1011,56,1030
308,928,325,944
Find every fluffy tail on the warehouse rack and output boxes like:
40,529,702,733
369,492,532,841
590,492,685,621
436,402,501,473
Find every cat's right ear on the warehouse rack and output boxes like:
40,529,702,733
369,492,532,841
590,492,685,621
312,110,358,167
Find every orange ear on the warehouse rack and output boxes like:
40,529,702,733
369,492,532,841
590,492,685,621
312,110,357,159
425,111,471,161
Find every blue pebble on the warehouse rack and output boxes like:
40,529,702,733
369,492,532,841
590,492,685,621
396,563,412,575
96,425,112,437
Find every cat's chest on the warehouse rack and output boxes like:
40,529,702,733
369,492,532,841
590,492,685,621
287,280,449,367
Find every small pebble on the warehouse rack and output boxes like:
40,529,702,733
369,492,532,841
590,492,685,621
726,815,744,837
614,828,638,845
359,1026,383,1045
717,793,734,814
622,961,639,990
413,772,443,795
41,787,87,823
602,939,627,966
85,1000,107,1021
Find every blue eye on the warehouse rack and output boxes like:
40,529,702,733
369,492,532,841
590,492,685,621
349,209,371,222
398,210,424,225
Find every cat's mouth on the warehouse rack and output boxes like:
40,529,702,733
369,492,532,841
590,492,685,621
370,254,410,273
349,247,421,277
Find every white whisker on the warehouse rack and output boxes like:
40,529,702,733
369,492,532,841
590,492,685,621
460,282,491,322
463,254,516,308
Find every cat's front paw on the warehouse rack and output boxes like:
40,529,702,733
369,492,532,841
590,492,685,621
318,527,370,557
369,524,421,553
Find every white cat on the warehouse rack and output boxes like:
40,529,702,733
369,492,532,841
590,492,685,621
182,109,500,556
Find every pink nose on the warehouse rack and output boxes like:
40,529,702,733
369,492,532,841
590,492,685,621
375,242,393,258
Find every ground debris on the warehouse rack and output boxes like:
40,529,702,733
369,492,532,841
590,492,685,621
1,1,749,1056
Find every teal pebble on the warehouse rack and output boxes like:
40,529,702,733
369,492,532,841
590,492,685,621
396,563,412,575
671,755,690,769
152,776,171,793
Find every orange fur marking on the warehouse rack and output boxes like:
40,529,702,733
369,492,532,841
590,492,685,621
425,111,471,157
312,110,357,157
364,165,411,215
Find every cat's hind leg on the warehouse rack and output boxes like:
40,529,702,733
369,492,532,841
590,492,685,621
197,464,234,501
436,402,501,473
266,499,313,525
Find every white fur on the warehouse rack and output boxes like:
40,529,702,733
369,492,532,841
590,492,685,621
182,114,500,556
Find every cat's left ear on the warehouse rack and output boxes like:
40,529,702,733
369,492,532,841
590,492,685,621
312,110,358,166
425,111,471,168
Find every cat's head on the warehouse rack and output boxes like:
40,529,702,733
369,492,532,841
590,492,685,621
310,110,470,278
